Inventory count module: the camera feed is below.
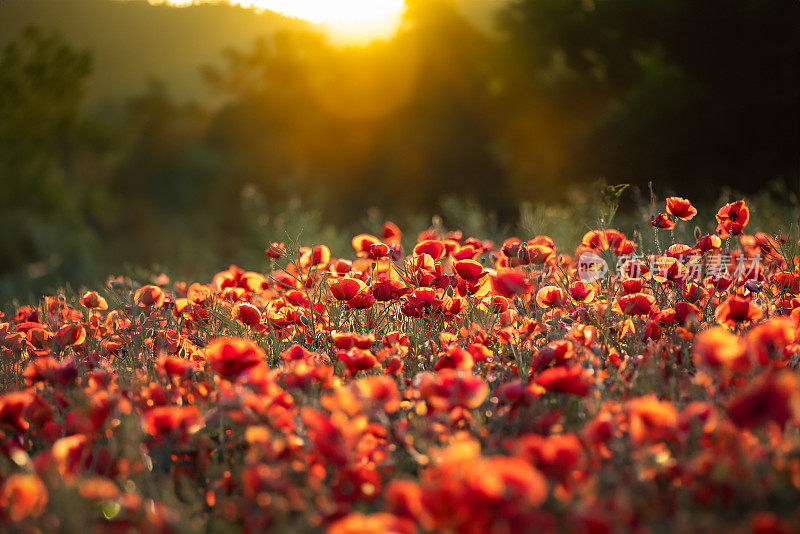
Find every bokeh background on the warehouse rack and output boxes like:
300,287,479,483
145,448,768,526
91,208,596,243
1,0,798,301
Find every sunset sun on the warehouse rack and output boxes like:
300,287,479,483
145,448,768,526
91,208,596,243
147,0,407,42
264,0,406,40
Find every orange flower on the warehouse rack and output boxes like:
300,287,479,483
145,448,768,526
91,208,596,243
492,268,531,298
143,405,202,442
418,370,488,412
352,233,382,257
338,348,378,374
79,290,108,310
134,285,166,308
615,292,656,316
651,213,675,230
54,323,86,347
715,200,750,237
536,286,566,309
328,512,417,534
569,280,595,303
0,391,34,433
329,277,367,301
348,290,376,310
413,240,446,260
693,327,750,374
665,197,697,221
232,302,263,329
205,337,265,378
0,474,48,521
382,221,402,244
715,294,763,326
265,241,286,258
627,395,678,445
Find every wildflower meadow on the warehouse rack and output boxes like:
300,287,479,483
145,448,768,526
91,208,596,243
1,195,799,533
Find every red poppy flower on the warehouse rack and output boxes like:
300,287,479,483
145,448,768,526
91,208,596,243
715,294,763,326
232,302,263,328
536,286,566,308
0,474,48,521
693,327,750,374
569,280,596,303
492,268,531,297
715,200,750,237
533,365,592,396
727,371,800,429
265,241,286,259
615,293,656,316
338,348,378,374
651,213,675,230
329,277,368,301
413,240,446,260
666,196,697,220
134,285,166,308
352,234,382,257
205,337,265,378
382,221,402,244
454,259,484,280
79,291,108,310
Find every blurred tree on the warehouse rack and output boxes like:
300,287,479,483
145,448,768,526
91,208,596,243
498,0,800,199
0,27,106,298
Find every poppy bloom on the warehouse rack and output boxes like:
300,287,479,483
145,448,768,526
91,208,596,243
348,291,376,310
715,200,750,237
533,365,592,396
299,245,331,270
143,405,202,443
382,221,402,244
328,512,416,534
715,294,763,326
536,286,566,309
329,277,368,301
417,370,489,412
232,302,263,328
352,234,382,257
693,327,750,374
666,197,697,221
134,285,166,308
651,213,675,230
0,474,48,521
79,290,108,310
413,240,446,260
454,259,484,280
581,229,636,255
371,279,412,302
481,295,510,314
727,371,800,429
627,395,678,445
205,337,265,378
569,280,595,303
338,348,378,374
265,242,286,259
492,269,531,297
615,293,656,316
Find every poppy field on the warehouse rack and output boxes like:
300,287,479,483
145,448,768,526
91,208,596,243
1,197,800,533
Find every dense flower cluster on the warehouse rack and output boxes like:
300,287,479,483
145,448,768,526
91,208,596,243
1,199,799,532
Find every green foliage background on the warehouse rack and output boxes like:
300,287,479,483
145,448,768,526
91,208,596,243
0,0,798,302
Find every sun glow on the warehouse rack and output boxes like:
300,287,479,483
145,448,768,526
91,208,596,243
147,0,407,42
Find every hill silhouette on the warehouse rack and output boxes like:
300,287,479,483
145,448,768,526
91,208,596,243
0,0,505,106
0,0,305,103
